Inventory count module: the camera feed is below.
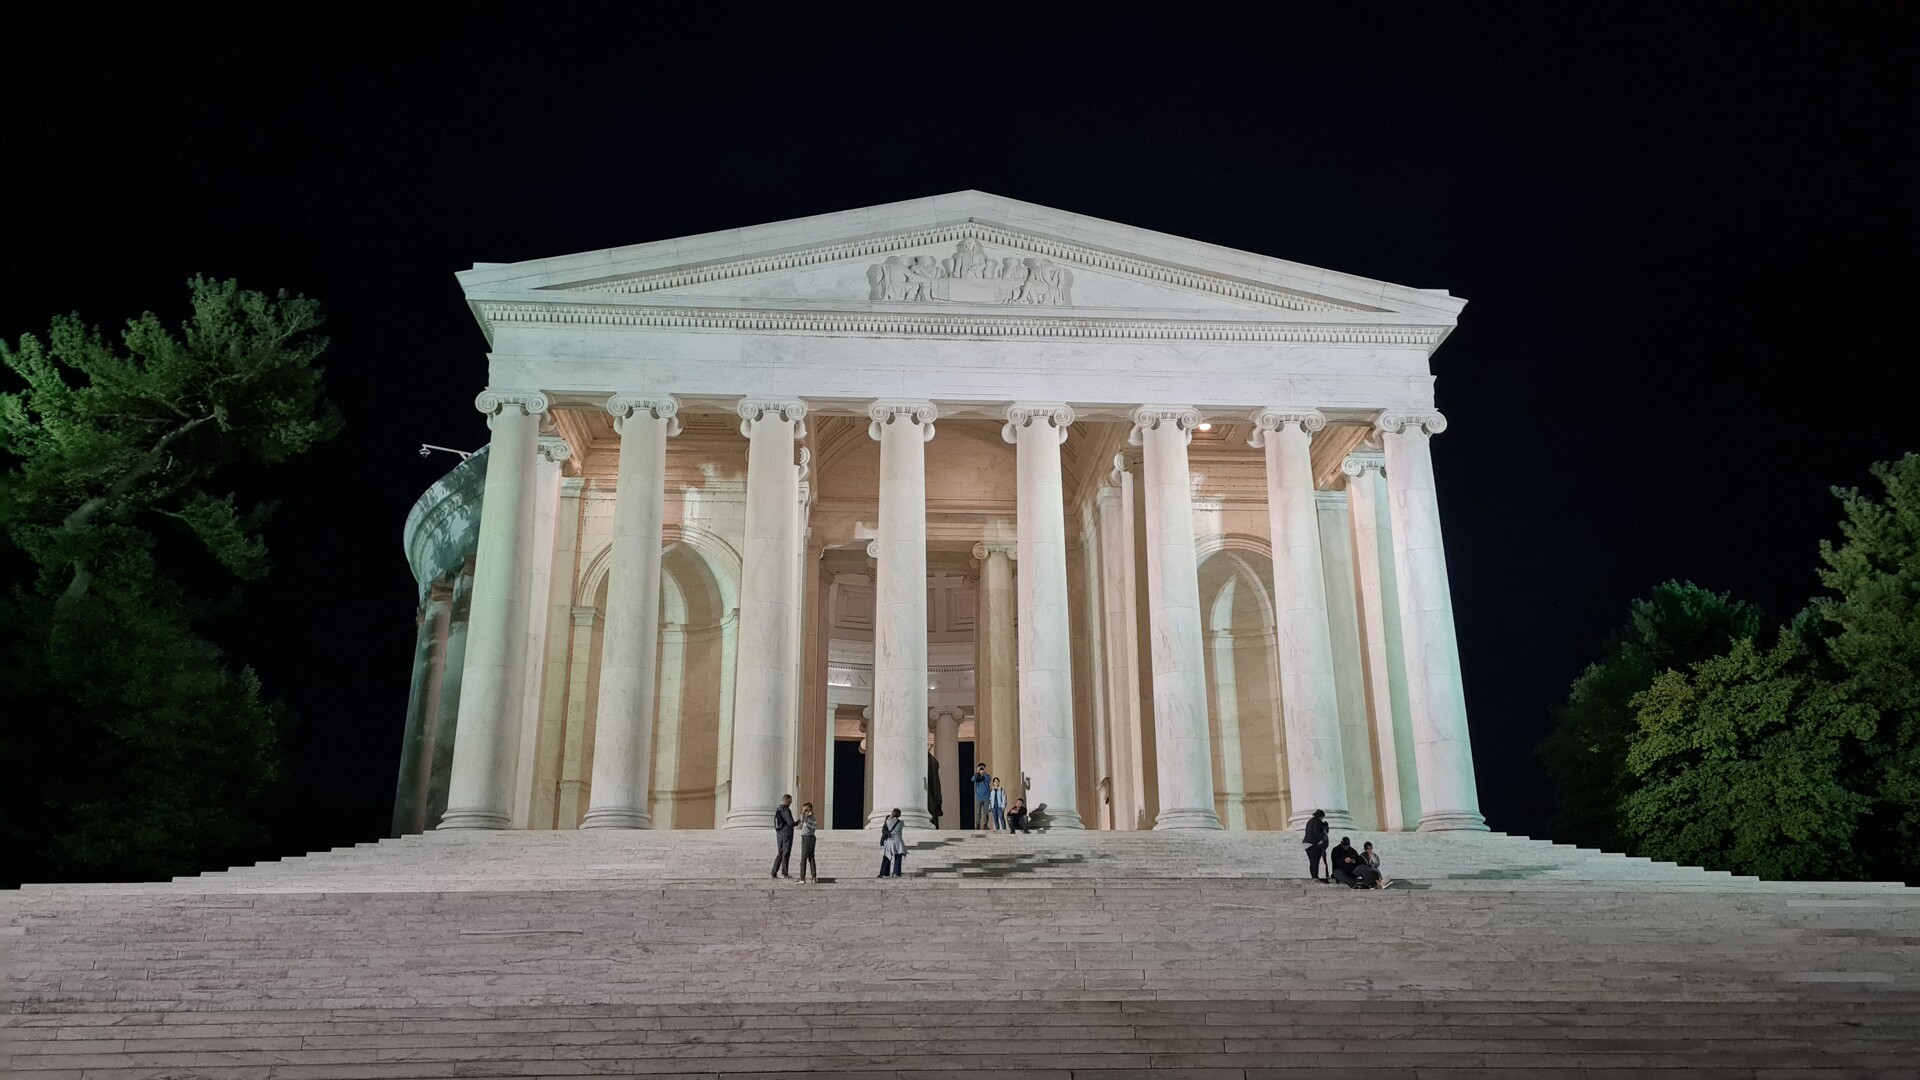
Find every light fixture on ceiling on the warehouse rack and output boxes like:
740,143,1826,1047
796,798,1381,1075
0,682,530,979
1196,422,1213,431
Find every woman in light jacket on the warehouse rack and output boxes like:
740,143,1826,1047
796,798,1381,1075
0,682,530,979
878,808,906,878
988,778,1009,832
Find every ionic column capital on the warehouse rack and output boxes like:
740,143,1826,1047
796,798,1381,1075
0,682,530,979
867,399,937,441
474,388,550,419
971,540,1017,564
607,394,682,436
1127,405,1203,446
736,397,809,439
536,435,573,464
1247,407,1325,447
1340,450,1387,478
929,705,965,723
1375,410,1448,437
1002,403,1074,445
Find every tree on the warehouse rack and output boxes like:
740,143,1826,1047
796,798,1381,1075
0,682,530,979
0,278,339,884
1814,454,1920,879
1538,581,1764,853
1621,631,1876,880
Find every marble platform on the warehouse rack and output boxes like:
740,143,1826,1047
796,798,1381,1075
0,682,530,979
5,830,1918,1077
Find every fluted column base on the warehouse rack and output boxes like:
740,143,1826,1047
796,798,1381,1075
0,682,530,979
722,806,777,830
1418,810,1489,832
579,808,651,829
1153,807,1223,831
437,809,511,830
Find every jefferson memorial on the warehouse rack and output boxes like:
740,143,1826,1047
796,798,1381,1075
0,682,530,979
393,191,1483,837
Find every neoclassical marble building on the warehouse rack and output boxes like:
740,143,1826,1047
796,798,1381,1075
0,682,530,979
393,192,1483,836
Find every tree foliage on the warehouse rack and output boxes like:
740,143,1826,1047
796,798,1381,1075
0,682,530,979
0,278,338,884
1814,454,1920,877
1621,632,1876,880
1538,581,1764,853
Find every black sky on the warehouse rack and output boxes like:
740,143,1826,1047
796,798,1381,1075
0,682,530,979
4,10,1914,852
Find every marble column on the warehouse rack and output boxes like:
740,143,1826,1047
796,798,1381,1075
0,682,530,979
530,476,586,830
511,434,571,829
581,394,680,829
1343,448,1420,831
1096,473,1144,830
822,707,837,831
1249,408,1352,829
972,541,1017,786
725,398,807,829
426,561,475,828
1317,488,1379,831
1128,406,1222,830
867,400,936,829
442,389,548,829
393,582,453,836
1004,403,1083,828
932,706,962,831
556,606,597,828
1376,411,1486,831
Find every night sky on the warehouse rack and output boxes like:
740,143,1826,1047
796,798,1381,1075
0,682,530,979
6,12,1913,854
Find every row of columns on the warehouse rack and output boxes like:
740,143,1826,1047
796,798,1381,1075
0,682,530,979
440,390,1483,834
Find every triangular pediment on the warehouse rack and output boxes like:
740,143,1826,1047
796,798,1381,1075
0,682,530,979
458,191,1466,324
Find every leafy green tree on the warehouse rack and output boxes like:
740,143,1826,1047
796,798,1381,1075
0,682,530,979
0,278,338,883
1814,454,1920,879
1538,581,1764,853
1621,631,1876,880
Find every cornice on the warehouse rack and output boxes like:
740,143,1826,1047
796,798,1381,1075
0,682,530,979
560,220,1375,314
474,300,1448,347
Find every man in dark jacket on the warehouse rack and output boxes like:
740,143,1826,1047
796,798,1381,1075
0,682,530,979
772,795,795,879
1303,808,1330,882
1329,837,1364,887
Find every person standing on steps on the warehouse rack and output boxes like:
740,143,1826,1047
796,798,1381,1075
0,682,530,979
797,802,819,883
772,795,795,880
971,764,992,831
1303,808,1330,882
878,808,906,878
989,777,1009,832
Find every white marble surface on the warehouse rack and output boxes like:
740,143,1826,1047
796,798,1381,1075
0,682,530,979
579,399,676,829
1010,405,1082,829
441,395,543,829
1379,413,1485,832
722,401,803,829
1344,450,1420,831
867,402,935,829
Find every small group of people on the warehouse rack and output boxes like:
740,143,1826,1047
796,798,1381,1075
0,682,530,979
969,763,1032,832
1300,808,1395,889
768,796,914,880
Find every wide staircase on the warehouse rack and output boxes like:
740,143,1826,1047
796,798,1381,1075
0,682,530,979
6,829,1918,1077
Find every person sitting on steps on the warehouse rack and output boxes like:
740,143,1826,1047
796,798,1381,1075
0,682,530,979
1329,837,1367,888
1362,841,1393,889
1007,798,1030,834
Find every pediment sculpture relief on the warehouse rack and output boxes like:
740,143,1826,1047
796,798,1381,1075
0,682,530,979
867,240,1073,306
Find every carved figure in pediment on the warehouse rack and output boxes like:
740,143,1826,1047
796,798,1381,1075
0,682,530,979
949,238,991,279
869,255,914,301
905,256,946,301
999,256,1028,286
1011,258,1067,305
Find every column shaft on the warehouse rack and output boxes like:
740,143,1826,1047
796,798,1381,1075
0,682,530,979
1130,406,1222,830
1007,404,1083,828
867,401,936,829
1343,451,1420,831
725,399,806,828
975,545,1017,785
442,391,547,829
1378,412,1486,831
581,395,678,828
393,585,452,836
511,437,569,828
822,707,837,830
1096,479,1144,830
934,708,961,831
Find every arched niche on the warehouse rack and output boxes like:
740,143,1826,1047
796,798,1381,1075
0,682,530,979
1196,538,1289,830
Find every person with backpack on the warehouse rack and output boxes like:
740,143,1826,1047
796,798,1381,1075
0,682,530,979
877,808,906,878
